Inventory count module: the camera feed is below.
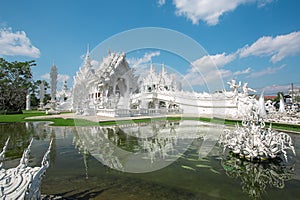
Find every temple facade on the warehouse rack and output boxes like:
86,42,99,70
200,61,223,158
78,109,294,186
72,50,258,118
73,49,137,116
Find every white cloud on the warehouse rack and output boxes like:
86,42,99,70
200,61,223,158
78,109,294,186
233,67,251,75
58,74,70,82
173,0,273,26
190,53,236,72
257,0,273,7
247,64,285,78
41,73,50,80
158,0,166,7
0,27,40,58
261,84,290,94
239,31,300,63
184,53,236,87
127,51,160,68
41,73,70,82
182,30,300,88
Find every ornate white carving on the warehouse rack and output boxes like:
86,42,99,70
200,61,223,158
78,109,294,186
0,139,52,199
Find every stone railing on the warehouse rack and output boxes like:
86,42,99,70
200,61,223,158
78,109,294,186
96,108,182,117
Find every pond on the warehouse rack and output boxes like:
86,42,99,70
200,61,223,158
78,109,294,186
0,120,299,200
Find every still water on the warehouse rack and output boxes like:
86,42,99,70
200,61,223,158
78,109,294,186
0,120,299,200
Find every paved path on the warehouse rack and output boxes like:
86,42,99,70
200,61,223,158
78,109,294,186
25,113,184,122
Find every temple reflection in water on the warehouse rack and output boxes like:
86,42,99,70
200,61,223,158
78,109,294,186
72,120,223,173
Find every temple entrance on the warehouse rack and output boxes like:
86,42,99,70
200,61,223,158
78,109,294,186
115,78,127,97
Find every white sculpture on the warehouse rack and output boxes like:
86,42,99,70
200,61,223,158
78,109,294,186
56,80,72,111
0,139,52,199
38,81,45,110
46,65,60,114
258,92,267,117
242,82,256,96
279,93,286,113
265,100,276,114
0,137,10,169
50,65,57,101
25,92,31,111
227,79,241,95
219,104,296,161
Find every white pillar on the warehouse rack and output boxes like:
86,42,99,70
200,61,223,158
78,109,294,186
26,93,31,110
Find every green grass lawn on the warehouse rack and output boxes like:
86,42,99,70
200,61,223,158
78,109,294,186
0,110,47,123
0,110,102,126
197,117,300,133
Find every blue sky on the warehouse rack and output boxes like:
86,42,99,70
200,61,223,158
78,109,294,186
0,0,299,94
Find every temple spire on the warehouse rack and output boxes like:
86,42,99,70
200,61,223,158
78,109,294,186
150,62,155,74
84,44,92,68
161,64,166,76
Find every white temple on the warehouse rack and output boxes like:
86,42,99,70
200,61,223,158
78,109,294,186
73,49,137,116
72,49,260,118
56,80,72,111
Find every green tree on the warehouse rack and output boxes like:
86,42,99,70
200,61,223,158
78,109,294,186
30,80,50,108
274,91,284,102
0,58,36,113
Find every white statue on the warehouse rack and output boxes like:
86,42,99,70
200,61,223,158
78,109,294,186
279,94,286,113
258,92,267,117
47,65,60,114
219,104,295,161
227,79,241,94
242,82,256,96
39,81,45,110
50,64,58,101
25,92,31,111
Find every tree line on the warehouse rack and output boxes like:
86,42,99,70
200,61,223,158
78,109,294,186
0,58,50,114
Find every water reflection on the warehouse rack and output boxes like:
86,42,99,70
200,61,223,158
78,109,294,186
73,120,223,173
1,121,299,199
0,123,36,159
221,153,295,199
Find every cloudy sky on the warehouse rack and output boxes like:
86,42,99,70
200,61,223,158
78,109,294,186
0,0,299,94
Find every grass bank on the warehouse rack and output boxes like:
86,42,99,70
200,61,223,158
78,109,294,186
197,117,300,133
0,110,97,126
0,110,47,123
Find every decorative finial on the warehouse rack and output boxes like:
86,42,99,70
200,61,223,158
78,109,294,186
161,63,166,75
150,62,154,73
83,44,92,68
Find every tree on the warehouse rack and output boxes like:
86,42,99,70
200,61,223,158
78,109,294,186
0,58,36,113
274,92,284,102
30,80,50,108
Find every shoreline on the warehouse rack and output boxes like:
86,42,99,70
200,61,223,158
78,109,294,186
23,112,300,134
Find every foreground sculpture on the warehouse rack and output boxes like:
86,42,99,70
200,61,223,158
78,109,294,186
219,105,296,161
0,139,52,199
